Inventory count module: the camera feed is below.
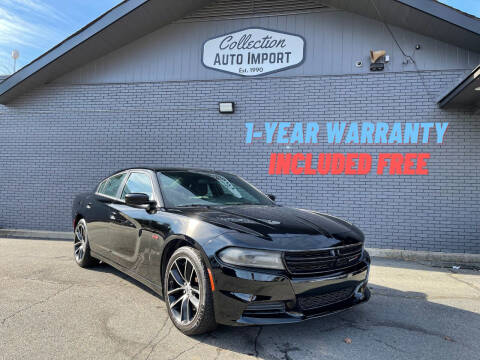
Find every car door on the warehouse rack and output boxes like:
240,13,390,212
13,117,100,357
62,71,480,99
108,171,157,277
88,172,128,258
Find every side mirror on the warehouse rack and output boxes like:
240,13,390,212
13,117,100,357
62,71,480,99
125,193,154,208
267,194,276,201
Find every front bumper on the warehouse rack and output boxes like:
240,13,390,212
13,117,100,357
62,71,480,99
211,256,370,326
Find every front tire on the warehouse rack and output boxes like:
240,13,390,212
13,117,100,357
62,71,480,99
74,219,96,268
164,246,217,335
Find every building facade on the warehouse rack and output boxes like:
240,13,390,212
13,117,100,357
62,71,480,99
0,0,479,253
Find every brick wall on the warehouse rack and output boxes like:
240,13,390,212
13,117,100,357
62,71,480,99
0,70,479,253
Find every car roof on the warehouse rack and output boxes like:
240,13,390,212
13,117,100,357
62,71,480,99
105,167,233,179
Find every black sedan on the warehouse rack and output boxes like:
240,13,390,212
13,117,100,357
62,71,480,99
72,167,370,335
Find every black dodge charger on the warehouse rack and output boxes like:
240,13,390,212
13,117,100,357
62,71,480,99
72,167,370,335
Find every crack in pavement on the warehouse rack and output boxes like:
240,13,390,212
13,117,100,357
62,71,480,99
2,274,161,293
168,343,197,360
1,284,74,325
254,326,263,358
144,323,175,360
447,273,480,294
338,316,480,352
212,347,223,360
100,312,150,351
146,329,209,360
201,332,225,360
2,275,75,287
278,342,301,360
130,316,170,360
373,338,408,354
340,318,455,342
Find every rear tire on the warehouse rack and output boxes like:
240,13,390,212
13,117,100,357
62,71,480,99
164,246,217,335
74,219,96,268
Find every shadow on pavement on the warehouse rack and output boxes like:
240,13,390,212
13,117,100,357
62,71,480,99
90,262,480,360
89,262,160,298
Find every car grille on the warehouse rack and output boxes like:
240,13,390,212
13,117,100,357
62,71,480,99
284,243,363,275
298,287,355,310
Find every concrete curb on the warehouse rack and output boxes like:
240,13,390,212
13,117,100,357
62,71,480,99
0,229,72,241
367,247,480,268
0,229,478,267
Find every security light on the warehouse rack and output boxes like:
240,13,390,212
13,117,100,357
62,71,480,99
370,50,386,64
370,49,386,71
219,102,235,114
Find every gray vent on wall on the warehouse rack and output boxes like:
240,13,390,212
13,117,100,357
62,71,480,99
180,0,327,21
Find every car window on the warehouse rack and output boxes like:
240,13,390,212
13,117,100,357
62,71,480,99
99,173,127,198
97,179,108,193
121,172,154,200
157,171,272,207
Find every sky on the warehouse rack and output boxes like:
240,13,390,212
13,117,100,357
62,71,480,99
0,0,479,75
0,0,122,74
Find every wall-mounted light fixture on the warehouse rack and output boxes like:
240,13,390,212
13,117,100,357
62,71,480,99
219,102,235,114
370,49,386,71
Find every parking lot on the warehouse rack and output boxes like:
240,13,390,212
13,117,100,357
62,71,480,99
1,237,479,360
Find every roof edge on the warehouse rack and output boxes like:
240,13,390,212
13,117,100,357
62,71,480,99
0,0,151,103
1,0,480,104
437,64,480,108
397,0,480,35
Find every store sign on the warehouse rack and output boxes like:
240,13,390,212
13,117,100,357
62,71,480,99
202,28,305,77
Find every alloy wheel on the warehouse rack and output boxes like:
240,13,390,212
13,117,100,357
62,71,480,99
167,257,201,325
74,223,87,262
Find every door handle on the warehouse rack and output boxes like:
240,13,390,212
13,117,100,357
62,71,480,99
109,215,116,220
86,203,92,209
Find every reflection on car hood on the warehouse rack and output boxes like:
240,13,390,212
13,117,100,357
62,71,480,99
170,205,364,245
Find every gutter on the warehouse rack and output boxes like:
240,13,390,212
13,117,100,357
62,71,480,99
437,64,480,108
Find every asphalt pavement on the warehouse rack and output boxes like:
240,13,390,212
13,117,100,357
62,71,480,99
1,238,479,360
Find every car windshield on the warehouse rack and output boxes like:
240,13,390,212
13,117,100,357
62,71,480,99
156,170,273,207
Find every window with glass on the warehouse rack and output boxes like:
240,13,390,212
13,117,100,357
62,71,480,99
157,171,273,207
121,172,154,200
98,173,127,198
97,179,107,193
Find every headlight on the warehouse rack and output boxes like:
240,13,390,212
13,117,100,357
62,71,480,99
217,247,285,270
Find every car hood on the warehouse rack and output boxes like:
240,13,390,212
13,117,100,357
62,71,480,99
170,205,364,248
